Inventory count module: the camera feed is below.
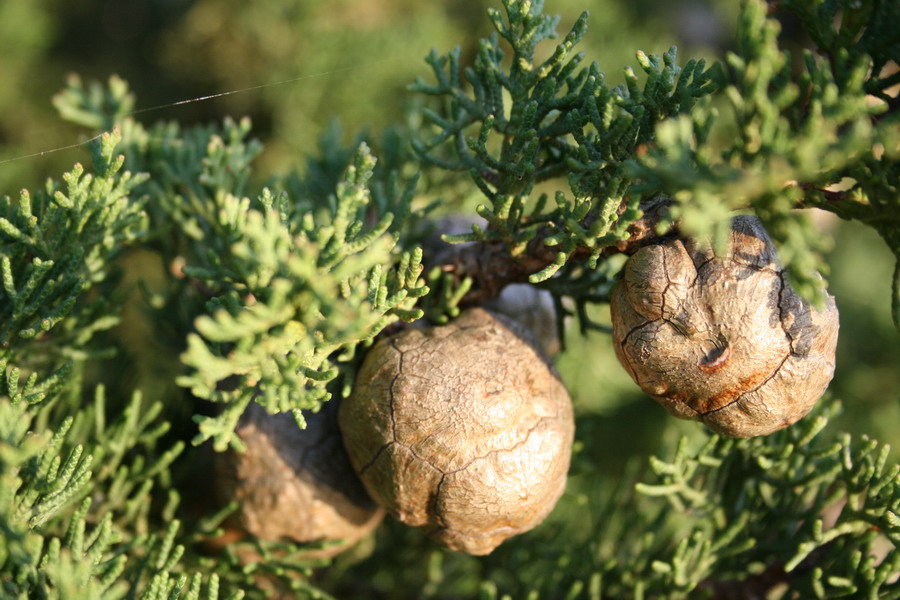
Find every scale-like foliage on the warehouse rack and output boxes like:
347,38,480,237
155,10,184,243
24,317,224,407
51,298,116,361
51,83,432,450
411,0,719,281
173,146,428,450
0,130,147,368
627,401,899,598
0,384,231,599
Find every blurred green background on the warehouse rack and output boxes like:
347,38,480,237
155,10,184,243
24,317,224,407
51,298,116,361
1,2,897,593
1,0,743,186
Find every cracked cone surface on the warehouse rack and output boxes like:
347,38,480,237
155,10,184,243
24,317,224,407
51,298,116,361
339,308,574,555
611,215,839,438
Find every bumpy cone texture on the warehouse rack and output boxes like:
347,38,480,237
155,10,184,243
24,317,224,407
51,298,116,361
610,215,839,438
339,308,574,555
216,401,384,558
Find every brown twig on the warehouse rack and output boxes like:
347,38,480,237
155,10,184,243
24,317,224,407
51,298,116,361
433,196,673,306
797,182,852,204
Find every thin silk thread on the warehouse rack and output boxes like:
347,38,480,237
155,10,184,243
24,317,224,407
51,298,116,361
0,57,401,166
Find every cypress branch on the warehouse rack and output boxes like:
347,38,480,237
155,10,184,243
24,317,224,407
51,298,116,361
3,0,897,597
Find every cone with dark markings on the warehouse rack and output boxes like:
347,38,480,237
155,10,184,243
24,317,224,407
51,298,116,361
610,215,839,437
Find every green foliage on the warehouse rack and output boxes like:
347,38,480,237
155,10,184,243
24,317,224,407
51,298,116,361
0,374,338,599
1,0,898,598
408,0,724,334
0,129,147,384
50,77,431,450
411,0,718,275
176,149,429,450
52,75,136,133
0,385,201,600
629,402,899,598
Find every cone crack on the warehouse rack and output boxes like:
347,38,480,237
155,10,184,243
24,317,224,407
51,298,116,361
389,337,402,440
696,269,793,416
621,319,657,346
443,415,556,476
666,395,701,416
776,270,797,355
701,351,790,416
359,335,427,476
424,415,557,536
430,474,450,530
693,255,716,276
359,441,394,475
395,439,445,473
660,251,672,319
